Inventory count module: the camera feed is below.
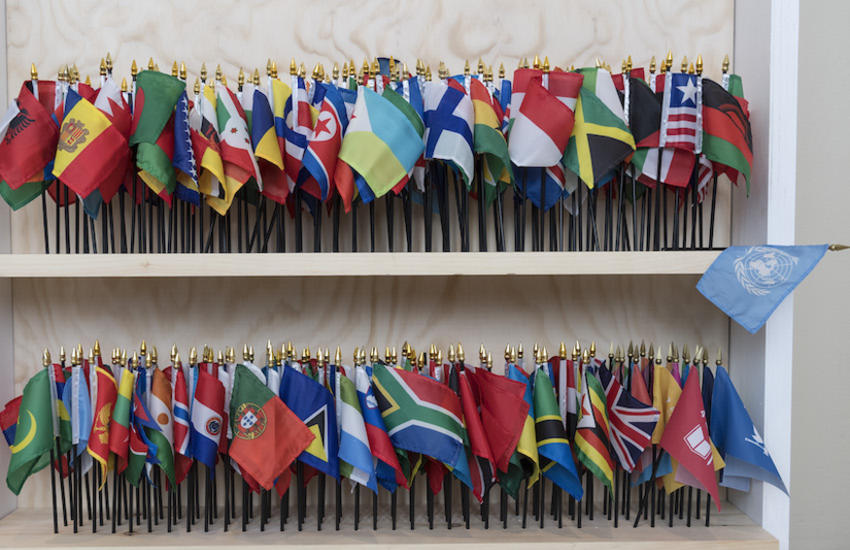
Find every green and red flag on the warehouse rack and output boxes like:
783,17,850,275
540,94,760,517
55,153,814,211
229,365,314,490
129,70,185,201
87,365,117,479
6,370,55,495
702,78,753,193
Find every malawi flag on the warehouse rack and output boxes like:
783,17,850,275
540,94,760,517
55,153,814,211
6,370,54,495
702,78,753,193
229,365,314,490
87,366,117,479
129,70,186,199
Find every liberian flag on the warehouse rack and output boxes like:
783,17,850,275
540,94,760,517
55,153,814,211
189,368,224,471
660,73,702,153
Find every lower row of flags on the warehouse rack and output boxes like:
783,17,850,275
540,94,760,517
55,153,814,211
2,339,786,534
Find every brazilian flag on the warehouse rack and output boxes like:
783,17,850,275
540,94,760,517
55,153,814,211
563,87,635,189
533,366,583,499
6,370,55,495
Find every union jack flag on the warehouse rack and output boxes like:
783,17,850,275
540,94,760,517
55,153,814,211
598,366,659,472
660,73,702,153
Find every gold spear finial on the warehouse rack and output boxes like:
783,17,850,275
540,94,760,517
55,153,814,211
176,61,185,80
532,55,541,70
98,58,107,77
559,342,567,359
238,67,245,88
341,61,349,80
510,346,517,363
71,64,80,83
682,344,690,363
146,57,154,71
485,65,493,82
217,350,224,365
688,62,695,75
248,345,255,362
352,346,360,366
621,59,627,74
389,58,396,81
672,343,679,362
384,346,392,363
517,343,524,359
438,61,447,79
608,342,615,358
464,59,470,76
479,343,487,363
106,52,113,72
120,76,127,92
186,346,195,364
370,346,378,363
170,344,178,363
145,349,153,368
666,343,673,362
171,61,178,77
695,55,703,76
829,244,850,251
151,346,158,364
722,54,730,74
447,344,456,363
665,50,673,72
370,59,378,78
290,58,298,76
702,347,709,366
131,59,139,78
499,63,505,79
649,56,656,74
627,55,633,72
648,343,655,360
42,348,51,367
333,62,340,81
542,56,550,73
487,352,493,370
221,74,228,88
616,345,623,362
215,64,222,81
680,56,688,73
92,339,101,358
581,347,590,364
457,343,465,363
311,62,321,80
200,62,208,83
716,348,723,365
334,345,342,365
627,341,634,358
253,68,260,85
590,341,597,357
270,61,278,78
425,65,432,81
226,346,235,363
317,348,325,366
191,77,200,95
265,59,272,77
477,57,484,75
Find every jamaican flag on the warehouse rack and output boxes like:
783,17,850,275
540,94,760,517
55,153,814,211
563,87,635,189
702,78,753,193
533,365,583,499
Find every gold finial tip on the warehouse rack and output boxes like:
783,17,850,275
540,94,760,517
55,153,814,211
722,54,730,73
829,244,849,251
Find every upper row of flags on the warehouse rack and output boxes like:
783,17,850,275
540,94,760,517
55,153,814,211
3,339,785,513
0,52,752,220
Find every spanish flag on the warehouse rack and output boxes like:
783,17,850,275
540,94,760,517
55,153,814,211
52,88,128,198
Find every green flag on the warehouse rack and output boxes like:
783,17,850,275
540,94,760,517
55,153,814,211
0,180,46,210
7,370,55,495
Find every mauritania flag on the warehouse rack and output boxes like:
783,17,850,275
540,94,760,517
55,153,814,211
148,368,175,484
6,370,54,495
371,363,466,469
336,87,424,210
533,364,583,499
423,79,474,186
336,370,377,492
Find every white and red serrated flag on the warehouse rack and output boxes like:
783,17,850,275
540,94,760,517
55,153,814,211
217,86,261,187
660,73,702,153
508,72,578,167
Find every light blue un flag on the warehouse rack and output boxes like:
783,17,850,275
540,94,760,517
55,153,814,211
697,244,828,334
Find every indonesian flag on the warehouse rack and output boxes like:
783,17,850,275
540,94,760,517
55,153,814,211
508,71,581,167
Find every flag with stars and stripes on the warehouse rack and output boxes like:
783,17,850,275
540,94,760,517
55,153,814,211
660,72,702,153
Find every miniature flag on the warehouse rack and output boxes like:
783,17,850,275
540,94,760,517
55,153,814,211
702,78,753,192
229,365,314,490
172,366,192,484
109,368,135,472
0,180,46,211
129,71,185,198
697,245,828,334
302,82,347,200
279,365,340,479
250,87,285,195
127,377,160,486
355,365,407,491
423,79,475,185
336,370,377,492
283,75,313,192
0,82,59,190
533,364,583,499
61,365,92,474
172,90,200,205
660,72,701,153
148,368,175,485
189,368,225,471
188,84,225,200
458,370,496,501
502,363,540,497
710,366,786,493
1,396,22,446
660,371,720,508
468,367,528,473
6,370,54,494
92,76,132,203
597,366,658,472
574,368,615,494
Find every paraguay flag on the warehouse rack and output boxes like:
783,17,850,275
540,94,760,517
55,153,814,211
302,82,347,200
189,368,225,471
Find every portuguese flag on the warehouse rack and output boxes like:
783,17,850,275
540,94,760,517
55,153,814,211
6,370,54,495
702,78,753,193
229,365,314,490
109,369,135,472
129,71,185,200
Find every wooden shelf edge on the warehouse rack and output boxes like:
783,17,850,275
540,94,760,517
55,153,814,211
0,251,720,278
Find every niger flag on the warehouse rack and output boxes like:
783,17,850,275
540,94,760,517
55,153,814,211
229,365,314,490
563,87,635,189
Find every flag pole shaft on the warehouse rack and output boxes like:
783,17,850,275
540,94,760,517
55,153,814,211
409,476,416,530
335,479,341,530
351,201,358,252
403,187,412,251
333,196,341,252
354,483,360,530
112,469,119,533
391,486,397,530
372,488,378,530
424,168,433,252
49,448,58,533
55,184,61,253
386,194,394,252
57,441,67,526
314,201,322,253
41,191,49,254
295,189,304,252
708,173,718,248
369,201,375,252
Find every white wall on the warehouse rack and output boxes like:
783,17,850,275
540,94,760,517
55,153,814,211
791,0,850,547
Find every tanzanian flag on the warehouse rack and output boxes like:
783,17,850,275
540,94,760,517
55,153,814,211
6,370,54,495
563,86,635,189
533,365,583,499
129,70,186,198
371,363,466,470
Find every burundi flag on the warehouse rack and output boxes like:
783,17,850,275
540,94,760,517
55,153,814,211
423,79,475,185
0,81,59,190
6,370,55,495
355,365,407,491
575,368,615,494
229,365,314,490
129,70,186,198
148,368,175,485
279,365,339,479
709,366,786,493
563,81,636,189
109,367,135,472
533,364,583,499
371,363,466,470
207,85,261,216
336,87,424,211
335,370,377,492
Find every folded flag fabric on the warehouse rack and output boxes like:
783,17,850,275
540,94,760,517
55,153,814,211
0,396,22,446
6,369,54,495
710,366,787,493
597,366,659,472
335,369,378,492
423,79,475,185
0,81,59,190
189,368,225,471
229,365,314,490
697,245,828,334
355,364,407,491
468,367,528,473
702,78,753,192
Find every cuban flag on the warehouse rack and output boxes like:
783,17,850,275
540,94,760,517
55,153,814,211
423,78,474,185
301,82,348,200
189,368,225,470
660,72,702,153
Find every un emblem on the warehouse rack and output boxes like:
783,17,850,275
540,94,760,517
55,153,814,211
734,246,797,296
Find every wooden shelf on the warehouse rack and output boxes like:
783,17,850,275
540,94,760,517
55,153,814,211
0,505,776,549
0,251,720,278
